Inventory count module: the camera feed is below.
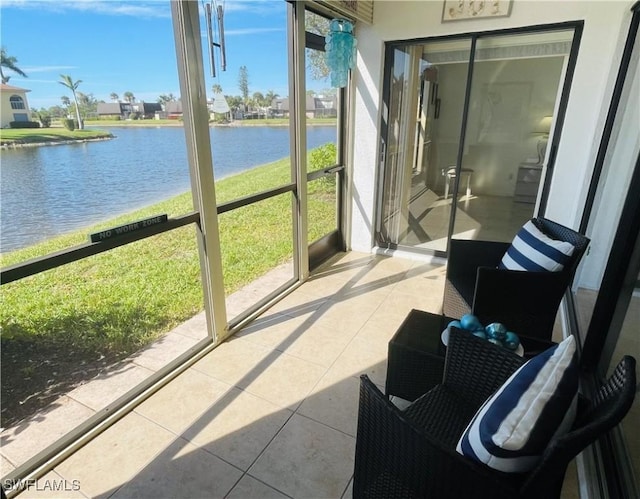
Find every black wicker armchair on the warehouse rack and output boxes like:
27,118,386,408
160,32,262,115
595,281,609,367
353,329,636,499
443,217,590,341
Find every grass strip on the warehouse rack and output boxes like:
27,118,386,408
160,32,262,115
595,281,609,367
1,150,336,354
0,128,113,145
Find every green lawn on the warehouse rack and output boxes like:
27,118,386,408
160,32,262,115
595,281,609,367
0,127,113,145
0,149,336,354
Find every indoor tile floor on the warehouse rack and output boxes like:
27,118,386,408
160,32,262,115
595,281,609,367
11,252,579,498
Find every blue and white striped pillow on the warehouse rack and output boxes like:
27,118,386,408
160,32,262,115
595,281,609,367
456,336,578,473
499,220,575,272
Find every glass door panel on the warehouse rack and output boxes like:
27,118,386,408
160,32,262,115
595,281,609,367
452,30,573,242
379,40,471,252
377,28,578,256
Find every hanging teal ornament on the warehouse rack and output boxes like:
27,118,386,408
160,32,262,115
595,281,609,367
325,19,357,88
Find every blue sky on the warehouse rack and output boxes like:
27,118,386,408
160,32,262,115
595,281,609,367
1,0,325,109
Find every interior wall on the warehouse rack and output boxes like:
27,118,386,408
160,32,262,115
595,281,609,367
349,0,634,253
432,56,564,197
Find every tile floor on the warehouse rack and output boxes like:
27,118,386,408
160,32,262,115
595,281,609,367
9,251,579,498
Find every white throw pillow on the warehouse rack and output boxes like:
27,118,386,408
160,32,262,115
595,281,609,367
499,220,575,272
456,335,578,473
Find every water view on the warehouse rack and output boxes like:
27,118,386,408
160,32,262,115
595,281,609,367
1,125,336,252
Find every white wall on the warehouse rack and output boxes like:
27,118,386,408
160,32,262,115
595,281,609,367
349,0,635,252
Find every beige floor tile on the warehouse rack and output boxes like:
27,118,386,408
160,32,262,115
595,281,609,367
134,368,231,435
109,438,242,499
368,255,415,274
311,298,380,335
278,321,353,367
190,336,271,387
267,287,329,317
55,412,176,498
342,478,354,499
1,454,15,476
329,335,388,388
297,369,360,437
66,362,154,411
235,311,315,350
332,278,393,308
249,414,355,499
182,387,292,471
226,475,289,499
242,352,327,410
392,262,446,297
376,288,442,318
0,396,95,467
293,274,351,301
355,310,407,345
312,252,376,280
13,470,84,499
130,331,201,372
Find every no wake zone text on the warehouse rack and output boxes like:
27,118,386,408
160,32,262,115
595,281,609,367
90,215,168,242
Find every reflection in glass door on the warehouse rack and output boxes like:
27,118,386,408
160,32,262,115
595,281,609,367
377,28,578,255
453,31,571,242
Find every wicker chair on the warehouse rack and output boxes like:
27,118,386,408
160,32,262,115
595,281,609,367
353,329,636,499
443,217,590,341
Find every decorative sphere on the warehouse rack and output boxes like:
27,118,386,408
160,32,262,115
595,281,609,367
485,322,508,341
447,320,462,330
472,330,487,340
460,314,482,331
504,331,520,350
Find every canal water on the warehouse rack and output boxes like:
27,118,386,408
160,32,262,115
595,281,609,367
1,125,336,252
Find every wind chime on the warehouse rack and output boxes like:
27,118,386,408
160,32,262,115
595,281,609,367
205,0,226,77
325,19,357,88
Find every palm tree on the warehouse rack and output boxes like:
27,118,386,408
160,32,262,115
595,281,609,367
265,90,279,106
212,84,223,95
0,47,28,84
59,74,84,129
110,92,119,102
123,91,135,103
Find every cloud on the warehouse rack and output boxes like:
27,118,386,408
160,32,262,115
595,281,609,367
0,0,172,19
22,66,77,74
8,78,62,84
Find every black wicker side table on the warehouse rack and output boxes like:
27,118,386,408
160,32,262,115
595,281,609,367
385,309,454,402
385,309,558,403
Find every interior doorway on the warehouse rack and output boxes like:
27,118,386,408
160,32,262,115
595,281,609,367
377,26,580,255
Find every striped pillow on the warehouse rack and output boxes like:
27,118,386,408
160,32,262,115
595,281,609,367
499,220,575,272
456,336,578,473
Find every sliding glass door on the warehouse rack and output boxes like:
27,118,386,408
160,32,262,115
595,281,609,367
377,26,580,255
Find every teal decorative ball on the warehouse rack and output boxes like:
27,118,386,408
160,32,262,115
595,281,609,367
485,322,508,341
472,330,487,340
447,320,462,330
504,331,520,350
460,314,482,331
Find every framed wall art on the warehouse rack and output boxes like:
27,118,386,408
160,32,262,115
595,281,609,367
442,1,513,22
